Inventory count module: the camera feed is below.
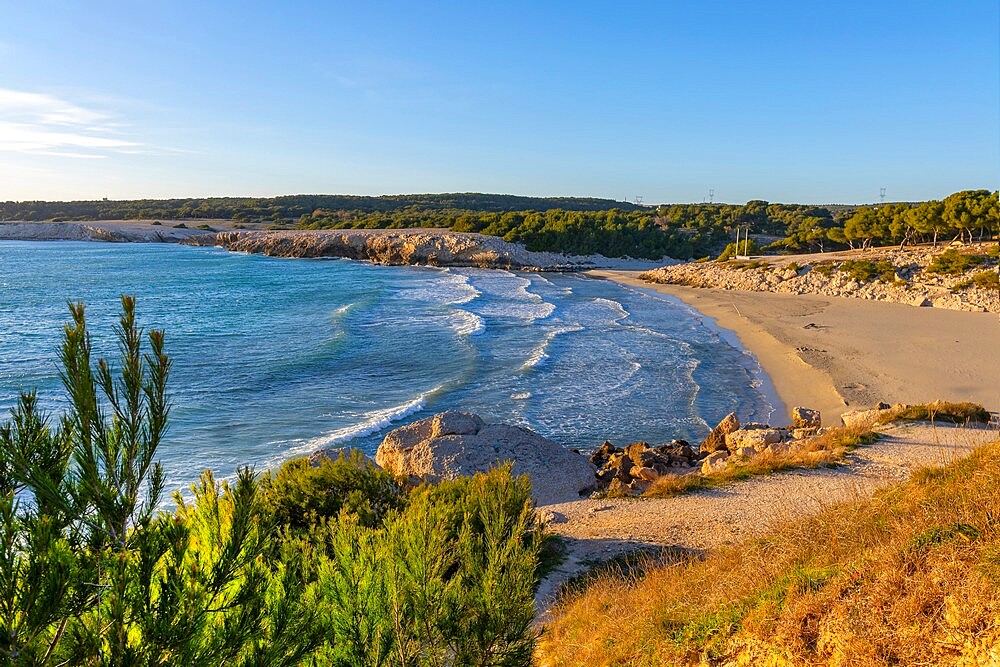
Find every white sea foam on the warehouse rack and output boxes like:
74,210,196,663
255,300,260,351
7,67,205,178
519,324,583,371
594,297,630,321
510,391,532,400
331,303,355,319
449,309,486,337
286,384,445,455
405,271,481,306
455,271,558,321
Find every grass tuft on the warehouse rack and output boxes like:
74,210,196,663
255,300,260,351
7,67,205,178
890,400,991,424
643,425,877,499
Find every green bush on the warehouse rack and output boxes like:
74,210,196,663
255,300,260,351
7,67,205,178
839,259,897,283
259,450,404,528
927,249,988,275
311,464,540,666
0,298,323,665
987,244,999,260
893,401,991,424
952,270,1000,292
0,299,544,666
811,262,835,276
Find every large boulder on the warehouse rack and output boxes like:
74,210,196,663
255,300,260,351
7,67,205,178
725,427,789,451
701,451,729,474
375,410,597,505
791,407,821,429
841,404,907,429
700,412,740,454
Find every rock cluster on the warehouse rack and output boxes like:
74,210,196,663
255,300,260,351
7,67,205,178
588,440,700,495
374,410,597,505
589,406,827,495
639,244,999,313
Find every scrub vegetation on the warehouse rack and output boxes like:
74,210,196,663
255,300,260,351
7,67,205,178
0,298,541,666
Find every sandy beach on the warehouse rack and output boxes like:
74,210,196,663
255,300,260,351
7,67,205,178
589,270,1000,423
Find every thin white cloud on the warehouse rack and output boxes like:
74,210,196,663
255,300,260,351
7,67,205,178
0,88,141,157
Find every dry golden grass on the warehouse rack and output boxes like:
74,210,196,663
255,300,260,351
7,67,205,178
888,400,992,425
642,425,877,498
539,440,1000,666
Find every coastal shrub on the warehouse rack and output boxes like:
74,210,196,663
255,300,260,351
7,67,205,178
311,464,540,666
259,451,404,529
839,259,897,283
926,248,988,275
988,244,999,259
541,441,1000,666
0,298,323,665
889,401,991,424
0,299,544,666
727,259,769,271
952,270,1000,292
195,223,215,231
811,261,835,276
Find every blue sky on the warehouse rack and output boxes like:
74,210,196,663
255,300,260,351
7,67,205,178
0,1,996,204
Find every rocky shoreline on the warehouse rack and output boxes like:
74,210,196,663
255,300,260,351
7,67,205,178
640,243,1000,312
184,228,605,270
0,221,664,271
311,405,868,504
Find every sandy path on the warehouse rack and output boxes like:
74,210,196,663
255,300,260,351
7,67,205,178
536,422,999,612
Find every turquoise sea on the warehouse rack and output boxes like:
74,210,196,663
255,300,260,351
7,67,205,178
0,241,775,491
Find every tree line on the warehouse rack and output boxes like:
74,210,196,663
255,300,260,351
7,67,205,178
3,190,996,259
0,193,641,224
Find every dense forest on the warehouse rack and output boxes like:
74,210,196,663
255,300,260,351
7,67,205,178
0,193,642,223
2,190,996,259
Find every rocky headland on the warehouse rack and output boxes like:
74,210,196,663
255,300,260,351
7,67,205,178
640,243,1000,312
0,221,666,271
184,228,613,270
0,220,219,243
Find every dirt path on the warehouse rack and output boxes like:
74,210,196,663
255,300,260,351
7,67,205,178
535,422,999,613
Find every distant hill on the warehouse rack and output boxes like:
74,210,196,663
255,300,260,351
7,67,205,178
0,193,643,222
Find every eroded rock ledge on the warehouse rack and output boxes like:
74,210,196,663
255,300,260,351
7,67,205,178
185,229,598,270
0,222,615,270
